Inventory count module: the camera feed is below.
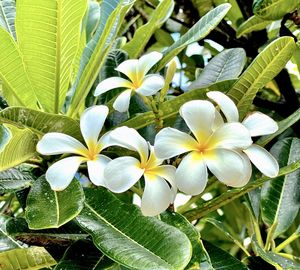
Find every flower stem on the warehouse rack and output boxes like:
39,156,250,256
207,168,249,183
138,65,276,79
275,233,300,252
130,186,143,197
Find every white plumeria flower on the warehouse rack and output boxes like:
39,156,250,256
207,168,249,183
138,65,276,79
154,100,253,196
36,106,113,191
207,91,279,177
103,126,176,216
94,52,164,112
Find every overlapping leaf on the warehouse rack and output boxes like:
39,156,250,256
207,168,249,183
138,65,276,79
0,168,33,193
0,0,16,39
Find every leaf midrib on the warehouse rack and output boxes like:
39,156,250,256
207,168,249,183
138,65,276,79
84,202,173,269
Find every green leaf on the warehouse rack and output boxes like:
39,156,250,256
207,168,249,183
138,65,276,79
183,158,300,221
236,15,271,38
0,125,37,171
204,241,248,270
0,124,11,152
76,187,192,270
261,138,300,237
0,0,16,39
253,0,300,20
122,0,174,58
26,176,84,229
0,247,56,269
189,48,246,90
160,212,213,270
0,107,82,141
156,4,231,71
0,168,33,193
253,238,300,269
257,107,300,147
86,1,101,41
55,240,115,270
0,215,22,252
15,0,87,113
68,0,134,117
0,27,37,108
227,37,296,119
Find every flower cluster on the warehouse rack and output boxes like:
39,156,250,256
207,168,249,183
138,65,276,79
37,53,279,216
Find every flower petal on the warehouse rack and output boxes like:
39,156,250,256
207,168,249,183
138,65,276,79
37,133,87,156
180,100,215,143
175,151,208,195
46,156,84,190
80,105,108,149
205,149,252,187
138,52,163,77
242,112,278,136
154,127,199,159
94,77,132,96
136,75,164,96
115,59,139,82
243,144,279,177
208,123,252,149
113,89,132,112
87,154,111,186
207,91,239,122
104,156,144,193
142,174,172,216
109,126,149,164
213,110,224,131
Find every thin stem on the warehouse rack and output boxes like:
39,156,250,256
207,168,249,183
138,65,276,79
264,222,277,251
130,185,143,197
275,233,300,253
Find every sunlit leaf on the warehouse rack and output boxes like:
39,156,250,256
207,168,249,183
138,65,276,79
0,247,56,269
236,15,271,38
26,176,84,229
15,0,87,113
0,125,37,171
253,0,300,20
227,37,296,119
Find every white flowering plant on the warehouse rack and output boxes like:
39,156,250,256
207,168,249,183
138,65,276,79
0,1,299,269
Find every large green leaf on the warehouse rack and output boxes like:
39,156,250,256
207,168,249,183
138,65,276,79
54,240,115,270
183,158,300,221
156,4,231,71
236,15,271,38
0,107,82,140
204,241,248,270
122,0,174,58
0,168,33,193
0,247,56,269
76,188,192,270
257,107,300,146
0,215,22,252
86,1,101,42
15,0,87,113
0,0,16,39
0,28,37,108
68,0,134,117
261,138,300,237
188,48,246,90
0,124,11,152
227,37,296,119
160,212,213,270
26,176,84,229
0,125,37,171
253,0,300,20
